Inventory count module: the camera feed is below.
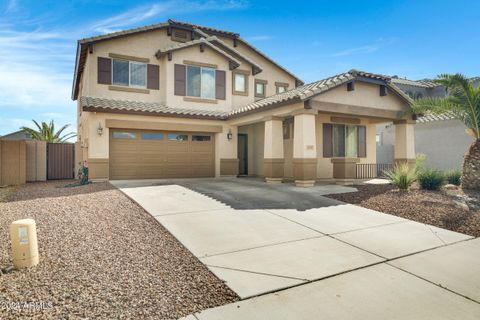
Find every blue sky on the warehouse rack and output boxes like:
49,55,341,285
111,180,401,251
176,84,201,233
0,0,479,136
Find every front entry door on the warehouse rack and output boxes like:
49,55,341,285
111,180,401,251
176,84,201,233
238,134,248,175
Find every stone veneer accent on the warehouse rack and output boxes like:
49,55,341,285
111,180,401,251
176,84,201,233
263,159,284,183
293,158,317,187
220,158,239,176
87,158,109,180
331,158,360,179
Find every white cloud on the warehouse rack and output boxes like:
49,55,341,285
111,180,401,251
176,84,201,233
331,45,380,57
91,0,248,34
331,38,395,57
245,35,273,42
5,0,18,13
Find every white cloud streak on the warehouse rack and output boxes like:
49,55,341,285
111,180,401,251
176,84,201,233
331,38,395,57
91,0,248,34
245,35,273,42
0,1,247,134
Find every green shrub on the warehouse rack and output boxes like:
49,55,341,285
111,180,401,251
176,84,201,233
445,170,462,186
418,169,445,190
385,163,417,191
415,153,427,174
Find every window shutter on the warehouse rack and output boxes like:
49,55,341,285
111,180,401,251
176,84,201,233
97,57,111,85
323,123,333,158
147,64,159,90
215,70,226,100
174,64,186,96
358,125,367,158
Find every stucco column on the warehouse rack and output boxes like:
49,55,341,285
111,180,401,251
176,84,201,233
394,120,416,168
263,117,284,183
293,111,317,187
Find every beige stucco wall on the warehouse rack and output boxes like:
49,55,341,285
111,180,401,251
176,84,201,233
78,28,298,112
163,45,234,111
313,81,410,113
82,112,237,177
316,114,376,179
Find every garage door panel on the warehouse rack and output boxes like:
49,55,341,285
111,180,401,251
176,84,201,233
110,130,214,179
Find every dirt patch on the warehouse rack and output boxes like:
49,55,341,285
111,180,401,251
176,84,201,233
0,186,16,203
0,181,238,319
327,184,480,237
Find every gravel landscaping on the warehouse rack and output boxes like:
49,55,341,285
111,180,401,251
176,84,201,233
0,181,238,319
326,184,480,237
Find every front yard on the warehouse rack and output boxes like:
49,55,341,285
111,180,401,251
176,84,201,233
326,184,480,237
0,181,237,319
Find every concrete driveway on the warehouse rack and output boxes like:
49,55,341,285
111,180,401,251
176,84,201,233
111,178,480,319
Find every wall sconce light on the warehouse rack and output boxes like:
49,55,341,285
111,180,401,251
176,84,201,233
97,123,103,136
227,129,233,141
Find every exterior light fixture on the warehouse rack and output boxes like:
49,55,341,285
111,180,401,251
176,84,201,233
227,129,233,141
97,123,103,136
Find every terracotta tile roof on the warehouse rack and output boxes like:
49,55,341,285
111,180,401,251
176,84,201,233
80,96,228,119
230,69,413,116
391,77,439,88
156,37,241,68
417,111,457,123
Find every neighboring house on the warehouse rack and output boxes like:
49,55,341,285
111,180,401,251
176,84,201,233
376,77,477,170
72,19,415,186
0,130,32,141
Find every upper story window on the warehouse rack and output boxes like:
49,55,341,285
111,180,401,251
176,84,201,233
112,59,147,88
186,65,216,99
275,82,289,94
255,79,267,98
233,70,249,96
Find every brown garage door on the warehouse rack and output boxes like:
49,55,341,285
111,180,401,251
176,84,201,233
109,129,215,180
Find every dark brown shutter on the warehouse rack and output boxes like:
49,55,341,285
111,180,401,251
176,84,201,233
215,70,226,100
174,64,186,96
323,123,333,158
358,125,366,158
147,64,159,90
97,57,111,84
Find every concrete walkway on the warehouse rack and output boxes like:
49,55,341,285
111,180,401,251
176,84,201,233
111,179,480,319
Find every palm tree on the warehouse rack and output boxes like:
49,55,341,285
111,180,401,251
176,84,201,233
412,74,480,189
21,120,76,143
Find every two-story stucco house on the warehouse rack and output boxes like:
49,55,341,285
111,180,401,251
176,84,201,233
72,19,416,186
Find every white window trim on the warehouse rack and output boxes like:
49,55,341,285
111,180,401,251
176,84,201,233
186,65,216,100
112,59,147,89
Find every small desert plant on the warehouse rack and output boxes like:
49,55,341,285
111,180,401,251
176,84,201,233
445,170,462,186
418,169,445,190
415,153,427,174
385,163,417,191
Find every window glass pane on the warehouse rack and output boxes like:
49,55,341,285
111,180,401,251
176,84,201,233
256,82,264,95
345,125,358,157
234,73,246,92
112,60,129,86
187,66,201,97
201,68,215,99
113,131,136,139
192,135,211,141
277,86,286,93
168,133,188,141
141,133,164,140
130,62,146,87
333,124,345,157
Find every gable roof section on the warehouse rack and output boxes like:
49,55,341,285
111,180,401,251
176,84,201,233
391,77,439,88
72,19,303,100
230,70,413,116
80,96,228,119
82,69,413,120
417,111,457,123
155,37,241,69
